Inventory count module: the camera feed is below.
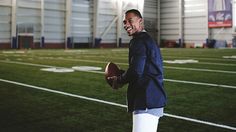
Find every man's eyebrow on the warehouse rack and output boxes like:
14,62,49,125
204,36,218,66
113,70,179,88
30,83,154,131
123,17,137,23
124,18,133,21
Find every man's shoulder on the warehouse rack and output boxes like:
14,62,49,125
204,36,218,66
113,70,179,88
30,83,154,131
134,32,152,42
132,32,158,48
139,31,150,38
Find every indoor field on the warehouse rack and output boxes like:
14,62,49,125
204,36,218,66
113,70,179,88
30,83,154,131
0,48,235,132
1,0,236,132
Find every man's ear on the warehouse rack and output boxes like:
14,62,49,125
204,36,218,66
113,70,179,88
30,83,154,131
139,18,143,23
139,18,144,25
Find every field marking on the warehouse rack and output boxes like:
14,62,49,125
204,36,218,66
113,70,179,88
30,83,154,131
64,59,236,73
164,55,236,62
72,55,236,66
40,57,236,74
2,49,236,63
48,54,236,66
165,66,236,74
1,60,236,89
81,56,236,66
199,62,236,66
39,54,236,66
164,79,236,89
0,78,235,131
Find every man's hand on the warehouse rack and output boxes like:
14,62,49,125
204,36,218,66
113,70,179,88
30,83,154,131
107,76,123,89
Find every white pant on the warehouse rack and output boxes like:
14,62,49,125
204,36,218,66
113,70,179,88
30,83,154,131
132,113,160,132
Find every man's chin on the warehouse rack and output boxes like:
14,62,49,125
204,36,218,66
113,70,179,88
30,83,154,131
127,31,133,36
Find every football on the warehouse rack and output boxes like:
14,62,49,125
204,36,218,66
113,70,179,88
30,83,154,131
104,62,124,87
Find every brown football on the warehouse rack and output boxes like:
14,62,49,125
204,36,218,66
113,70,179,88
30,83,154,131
104,62,124,87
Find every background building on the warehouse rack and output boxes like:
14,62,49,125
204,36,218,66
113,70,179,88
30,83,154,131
0,0,235,49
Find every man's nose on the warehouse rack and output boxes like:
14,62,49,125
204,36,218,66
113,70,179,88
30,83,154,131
123,23,129,29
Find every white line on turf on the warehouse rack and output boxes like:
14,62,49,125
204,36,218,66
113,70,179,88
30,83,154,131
199,62,236,66
163,55,236,62
165,66,236,74
45,55,236,66
55,54,236,66
3,55,236,74
164,79,236,89
0,78,235,131
45,57,236,73
1,60,236,89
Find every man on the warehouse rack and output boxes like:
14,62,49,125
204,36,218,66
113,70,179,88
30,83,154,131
108,9,167,132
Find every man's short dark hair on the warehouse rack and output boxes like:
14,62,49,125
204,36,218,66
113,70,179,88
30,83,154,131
125,9,143,18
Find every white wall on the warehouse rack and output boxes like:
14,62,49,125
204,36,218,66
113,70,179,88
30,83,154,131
144,0,158,42
0,7,11,43
0,1,11,43
183,0,207,45
71,0,93,44
96,0,140,45
44,0,66,43
160,0,180,41
17,0,41,42
0,0,235,48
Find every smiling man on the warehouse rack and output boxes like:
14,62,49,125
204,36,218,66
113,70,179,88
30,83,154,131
123,10,144,36
108,9,167,132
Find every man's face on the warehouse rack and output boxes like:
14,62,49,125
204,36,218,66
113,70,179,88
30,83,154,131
123,13,143,36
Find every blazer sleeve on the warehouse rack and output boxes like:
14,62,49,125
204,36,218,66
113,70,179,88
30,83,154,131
118,40,147,84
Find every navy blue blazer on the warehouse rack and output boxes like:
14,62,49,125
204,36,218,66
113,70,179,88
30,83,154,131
119,31,167,112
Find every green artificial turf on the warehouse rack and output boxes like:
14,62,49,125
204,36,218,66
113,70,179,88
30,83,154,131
0,48,235,132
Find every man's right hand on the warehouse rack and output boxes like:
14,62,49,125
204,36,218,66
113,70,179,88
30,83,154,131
107,76,123,89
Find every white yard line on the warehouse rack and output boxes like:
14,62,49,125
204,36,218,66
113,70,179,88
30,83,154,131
64,54,236,66
58,56,236,67
1,60,236,89
0,78,235,131
164,79,236,89
198,62,236,66
52,58,236,73
165,66,236,74
86,56,236,66
164,55,236,62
